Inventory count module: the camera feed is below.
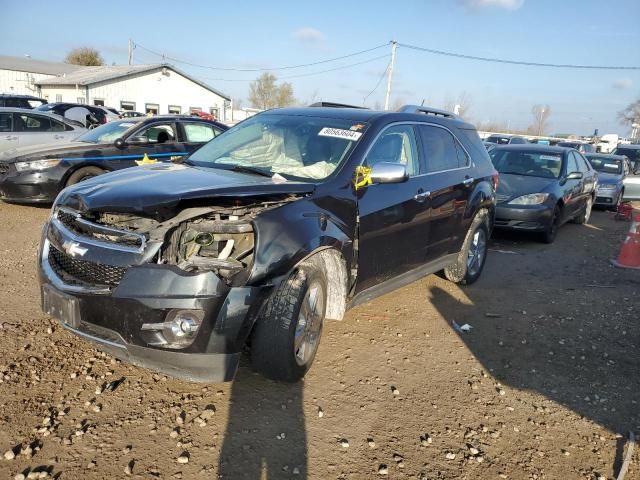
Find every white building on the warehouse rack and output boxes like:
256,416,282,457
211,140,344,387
36,64,231,121
0,55,80,96
0,56,231,122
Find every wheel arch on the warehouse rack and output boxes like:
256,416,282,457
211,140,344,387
60,162,112,188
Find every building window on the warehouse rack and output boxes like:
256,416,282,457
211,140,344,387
168,105,181,114
189,107,202,114
209,107,219,119
77,97,86,104
120,101,136,111
93,99,105,106
55,94,62,102
145,103,159,115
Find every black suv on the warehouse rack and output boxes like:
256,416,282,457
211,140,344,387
0,94,47,109
0,115,227,204
38,105,497,382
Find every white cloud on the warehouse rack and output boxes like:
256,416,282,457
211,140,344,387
612,78,632,90
292,27,325,44
460,0,524,10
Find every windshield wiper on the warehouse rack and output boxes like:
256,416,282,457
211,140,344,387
228,165,274,178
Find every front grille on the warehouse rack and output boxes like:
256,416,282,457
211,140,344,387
56,209,144,248
48,244,126,286
0,163,10,175
496,194,510,203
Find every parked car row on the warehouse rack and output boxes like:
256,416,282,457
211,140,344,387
0,102,629,384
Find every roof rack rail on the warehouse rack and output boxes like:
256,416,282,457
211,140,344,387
397,105,456,118
308,102,368,110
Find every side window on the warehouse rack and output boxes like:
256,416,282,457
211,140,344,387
183,123,216,143
0,113,12,132
365,125,420,176
15,114,51,132
575,152,590,172
135,123,177,144
566,152,578,174
418,125,459,173
50,119,65,132
454,140,469,168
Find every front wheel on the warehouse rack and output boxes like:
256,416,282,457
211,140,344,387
250,258,327,382
65,166,105,187
540,205,561,244
573,196,593,224
444,209,489,285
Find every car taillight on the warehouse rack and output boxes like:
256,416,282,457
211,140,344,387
492,171,499,191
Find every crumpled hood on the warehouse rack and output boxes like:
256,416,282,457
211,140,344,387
596,172,621,185
497,173,555,198
1,141,99,161
56,163,315,216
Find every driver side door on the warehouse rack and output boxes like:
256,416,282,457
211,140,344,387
355,124,431,294
121,122,181,168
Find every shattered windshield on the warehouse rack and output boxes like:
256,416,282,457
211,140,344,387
186,114,366,181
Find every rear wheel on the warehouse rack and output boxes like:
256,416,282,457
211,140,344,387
250,259,327,382
540,205,561,244
65,166,105,187
444,209,489,285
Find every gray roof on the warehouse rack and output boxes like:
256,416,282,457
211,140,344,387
35,63,230,100
0,55,81,75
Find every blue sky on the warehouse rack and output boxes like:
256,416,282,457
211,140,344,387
2,0,639,135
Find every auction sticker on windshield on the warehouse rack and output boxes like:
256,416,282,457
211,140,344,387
319,127,362,141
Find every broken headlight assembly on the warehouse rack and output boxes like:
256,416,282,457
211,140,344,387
161,212,255,285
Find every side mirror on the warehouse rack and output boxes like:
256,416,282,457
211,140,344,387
565,171,583,180
114,138,126,149
128,136,149,145
370,162,408,184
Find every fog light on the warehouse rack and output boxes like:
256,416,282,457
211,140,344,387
141,309,204,349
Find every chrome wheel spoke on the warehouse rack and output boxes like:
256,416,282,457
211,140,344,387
293,279,325,366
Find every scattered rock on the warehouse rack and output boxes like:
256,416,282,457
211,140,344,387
339,439,349,448
4,449,15,460
177,453,189,464
378,464,388,475
445,452,456,460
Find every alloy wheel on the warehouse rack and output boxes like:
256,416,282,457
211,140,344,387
466,228,487,277
293,280,325,366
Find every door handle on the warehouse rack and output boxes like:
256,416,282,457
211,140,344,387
463,176,474,186
414,190,431,202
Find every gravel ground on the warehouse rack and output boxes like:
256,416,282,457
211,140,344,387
0,201,638,480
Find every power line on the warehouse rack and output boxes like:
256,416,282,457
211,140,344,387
363,60,391,105
133,41,390,72
195,55,390,83
397,42,640,70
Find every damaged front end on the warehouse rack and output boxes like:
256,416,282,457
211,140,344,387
39,195,301,382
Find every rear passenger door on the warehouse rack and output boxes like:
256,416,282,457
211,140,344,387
356,124,431,293
0,112,16,152
13,113,61,148
417,124,472,262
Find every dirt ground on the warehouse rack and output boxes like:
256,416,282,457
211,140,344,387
0,201,638,480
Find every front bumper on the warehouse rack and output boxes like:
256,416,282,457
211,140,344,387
0,164,65,204
494,203,553,231
38,218,270,383
595,187,619,206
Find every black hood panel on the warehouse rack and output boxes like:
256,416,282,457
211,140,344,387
497,174,555,197
57,163,315,215
1,142,105,162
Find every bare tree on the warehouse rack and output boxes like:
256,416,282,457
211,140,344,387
618,99,640,128
529,104,551,136
443,92,473,119
248,73,296,110
65,47,104,66
232,98,243,110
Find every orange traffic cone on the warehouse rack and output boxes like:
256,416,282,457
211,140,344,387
611,213,640,270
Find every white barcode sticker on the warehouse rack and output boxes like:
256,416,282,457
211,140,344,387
604,163,619,168
318,127,362,141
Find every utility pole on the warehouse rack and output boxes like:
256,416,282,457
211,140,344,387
384,41,397,111
128,39,133,65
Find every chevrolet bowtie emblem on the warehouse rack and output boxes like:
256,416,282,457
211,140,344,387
62,241,88,258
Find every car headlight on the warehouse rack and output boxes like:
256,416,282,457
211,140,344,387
508,193,549,205
15,159,61,172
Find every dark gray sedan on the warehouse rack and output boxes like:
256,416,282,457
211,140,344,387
584,153,627,209
490,145,598,243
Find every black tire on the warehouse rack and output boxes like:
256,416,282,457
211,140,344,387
443,209,490,285
250,258,327,382
540,205,561,244
65,166,105,187
572,196,593,224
